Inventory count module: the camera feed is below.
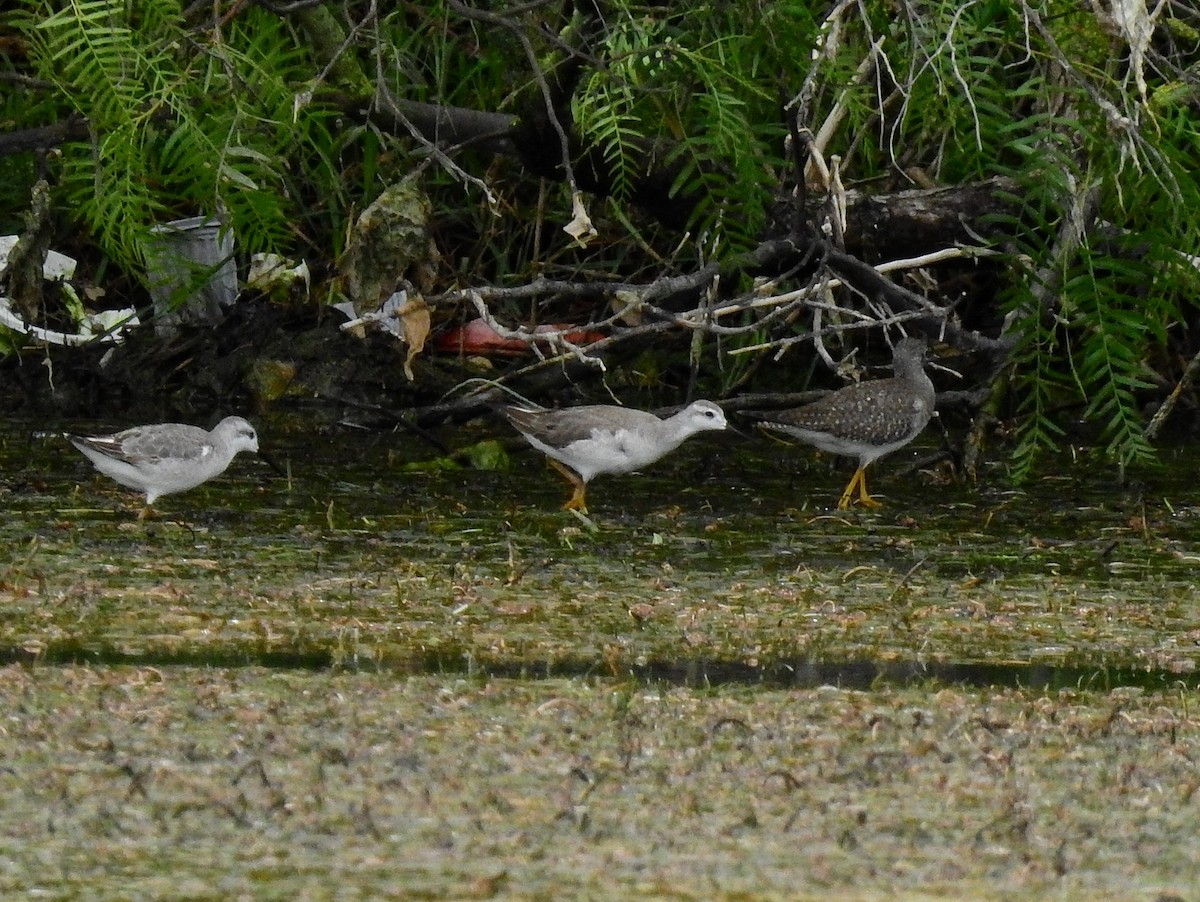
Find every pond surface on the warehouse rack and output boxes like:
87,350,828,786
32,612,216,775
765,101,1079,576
4,411,1200,683
5,412,1200,899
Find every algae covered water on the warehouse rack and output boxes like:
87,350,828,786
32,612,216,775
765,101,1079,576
3,415,1200,898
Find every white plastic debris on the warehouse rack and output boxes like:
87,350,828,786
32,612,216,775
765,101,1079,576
0,235,139,345
0,234,77,281
337,289,409,338
0,297,139,346
248,252,310,299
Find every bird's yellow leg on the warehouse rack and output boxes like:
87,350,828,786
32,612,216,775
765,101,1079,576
856,468,882,508
837,467,881,509
854,467,883,510
548,459,589,513
563,483,588,513
835,470,859,510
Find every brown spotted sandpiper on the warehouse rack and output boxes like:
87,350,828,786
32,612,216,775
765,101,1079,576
747,336,935,509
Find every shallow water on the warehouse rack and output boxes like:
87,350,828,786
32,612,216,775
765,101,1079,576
7,413,1200,899
4,413,1200,685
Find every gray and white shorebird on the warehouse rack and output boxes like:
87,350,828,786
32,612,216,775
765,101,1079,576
504,400,728,512
745,337,935,509
68,416,260,513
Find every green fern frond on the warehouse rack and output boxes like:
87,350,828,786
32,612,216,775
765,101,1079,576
567,5,787,255
1067,246,1164,468
1005,283,1070,482
19,0,338,283
572,81,646,203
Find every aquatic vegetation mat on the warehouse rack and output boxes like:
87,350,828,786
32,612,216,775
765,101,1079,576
3,419,1200,896
0,666,1196,899
3,420,1200,678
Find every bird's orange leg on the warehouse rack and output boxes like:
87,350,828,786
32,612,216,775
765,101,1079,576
547,459,588,513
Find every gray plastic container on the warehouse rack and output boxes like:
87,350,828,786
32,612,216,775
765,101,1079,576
146,216,237,337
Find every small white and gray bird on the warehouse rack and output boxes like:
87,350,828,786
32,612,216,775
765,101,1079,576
68,415,260,510
745,337,935,509
504,400,728,512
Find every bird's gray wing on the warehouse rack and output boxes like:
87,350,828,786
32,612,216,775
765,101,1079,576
114,424,213,465
506,406,655,448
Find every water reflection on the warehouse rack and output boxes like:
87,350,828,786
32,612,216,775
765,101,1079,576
3,640,1194,694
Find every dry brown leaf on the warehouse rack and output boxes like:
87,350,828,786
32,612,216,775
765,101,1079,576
399,295,430,380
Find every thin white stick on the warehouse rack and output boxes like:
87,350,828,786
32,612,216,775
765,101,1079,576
713,245,996,318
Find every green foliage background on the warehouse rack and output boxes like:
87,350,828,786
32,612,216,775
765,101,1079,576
4,0,1200,475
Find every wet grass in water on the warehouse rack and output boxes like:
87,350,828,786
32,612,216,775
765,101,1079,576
0,666,1197,900
2,417,1200,896
4,430,1197,676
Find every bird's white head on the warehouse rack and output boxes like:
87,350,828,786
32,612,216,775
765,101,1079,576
681,400,728,434
217,416,260,454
